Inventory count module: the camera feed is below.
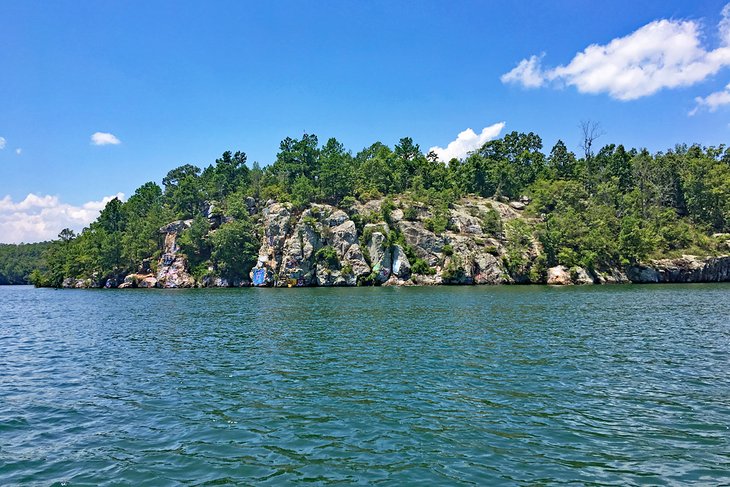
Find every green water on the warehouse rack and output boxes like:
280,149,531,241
1,284,729,485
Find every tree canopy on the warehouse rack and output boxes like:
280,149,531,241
25,132,730,286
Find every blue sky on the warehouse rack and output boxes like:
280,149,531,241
1,0,730,243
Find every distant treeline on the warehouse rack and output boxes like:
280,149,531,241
0,242,51,284
27,131,730,287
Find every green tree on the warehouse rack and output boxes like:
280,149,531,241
210,217,259,281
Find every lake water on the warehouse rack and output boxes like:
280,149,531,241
1,284,729,485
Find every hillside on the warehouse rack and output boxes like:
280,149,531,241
28,132,730,288
0,242,51,284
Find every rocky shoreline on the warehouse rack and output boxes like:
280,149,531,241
61,197,730,289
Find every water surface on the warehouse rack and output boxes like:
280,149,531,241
1,284,729,485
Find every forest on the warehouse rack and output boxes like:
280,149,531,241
25,130,730,287
0,242,51,284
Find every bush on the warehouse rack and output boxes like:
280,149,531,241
411,258,435,275
481,208,502,235
315,246,340,267
404,206,418,221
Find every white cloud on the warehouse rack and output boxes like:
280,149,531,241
500,55,546,88
690,82,730,114
0,137,5,149
0,192,125,244
429,122,506,162
91,132,121,146
15,148,21,155
502,3,730,100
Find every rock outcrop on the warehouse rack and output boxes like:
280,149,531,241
156,220,195,288
627,255,730,283
65,195,730,288
252,203,371,287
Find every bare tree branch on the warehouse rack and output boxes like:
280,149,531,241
579,120,605,160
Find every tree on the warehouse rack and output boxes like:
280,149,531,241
210,217,259,281
579,120,604,160
547,140,578,180
318,137,354,203
163,164,203,218
272,134,320,184
58,228,76,243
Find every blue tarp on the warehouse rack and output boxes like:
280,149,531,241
252,268,266,286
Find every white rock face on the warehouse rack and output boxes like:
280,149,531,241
156,219,195,288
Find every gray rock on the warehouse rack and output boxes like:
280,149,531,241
509,201,526,210
367,230,392,283
391,245,411,279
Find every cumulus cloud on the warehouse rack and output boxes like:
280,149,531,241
429,122,506,162
0,137,5,149
91,132,121,146
500,55,546,88
0,192,125,244
690,82,730,114
502,3,730,100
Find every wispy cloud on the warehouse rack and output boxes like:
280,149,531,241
0,192,125,244
500,55,546,88
0,137,6,150
15,148,21,155
91,132,121,146
690,82,730,115
429,122,506,162
502,3,730,101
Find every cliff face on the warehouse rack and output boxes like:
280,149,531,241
61,196,730,288
248,197,529,287
626,255,730,283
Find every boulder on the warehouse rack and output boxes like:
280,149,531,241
509,201,526,210
367,229,392,283
245,196,257,215
121,273,158,289
472,251,505,284
398,221,444,266
547,266,572,285
343,244,371,284
626,265,661,283
572,267,595,285
391,245,411,279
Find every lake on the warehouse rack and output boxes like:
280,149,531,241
1,284,729,485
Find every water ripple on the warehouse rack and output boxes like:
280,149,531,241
1,284,729,485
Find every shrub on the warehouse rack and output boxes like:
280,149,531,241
404,206,418,221
411,258,436,275
315,246,340,267
481,208,502,235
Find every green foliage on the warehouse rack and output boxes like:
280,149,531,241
480,207,502,235
403,206,418,221
315,246,340,268
441,255,466,282
424,210,449,234
291,175,317,210
33,132,730,287
210,217,259,280
0,242,52,284
442,244,454,256
177,215,211,269
410,258,436,275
